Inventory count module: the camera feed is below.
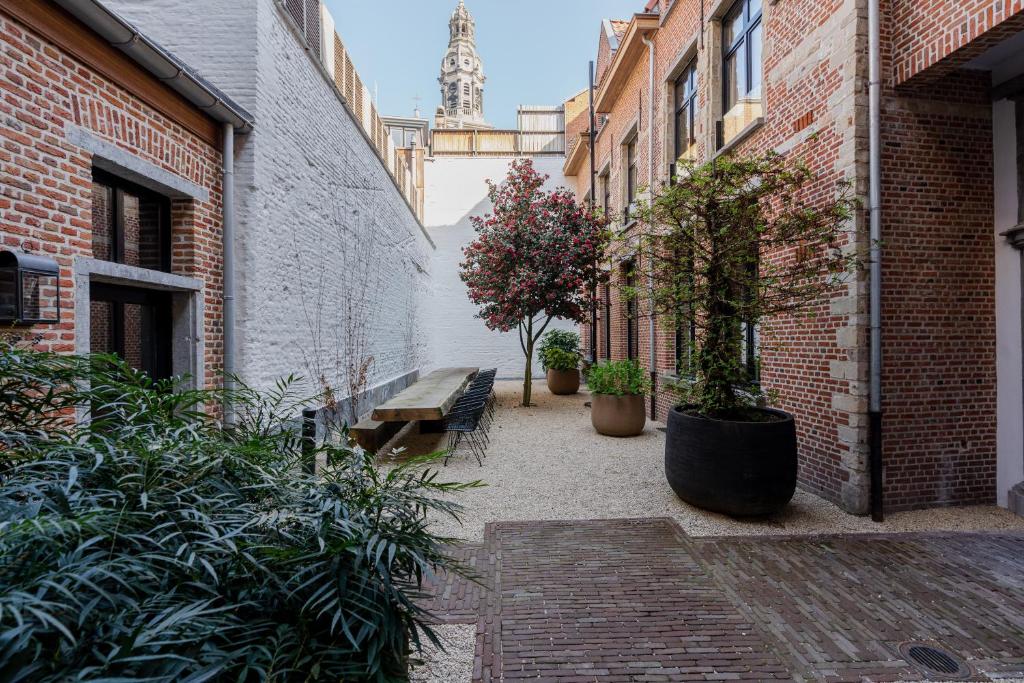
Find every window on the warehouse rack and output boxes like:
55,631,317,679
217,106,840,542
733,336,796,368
674,59,698,161
91,170,171,273
604,283,612,360
722,0,763,144
674,247,697,377
625,137,637,223
625,266,638,360
90,283,172,381
600,171,611,215
740,255,760,382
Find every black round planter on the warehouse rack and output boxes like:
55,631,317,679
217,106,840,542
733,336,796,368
665,405,797,517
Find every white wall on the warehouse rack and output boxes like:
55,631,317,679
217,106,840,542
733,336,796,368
993,99,1024,507
423,156,575,379
103,0,433,419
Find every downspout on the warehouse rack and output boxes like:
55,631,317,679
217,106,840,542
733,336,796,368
222,122,237,427
868,0,884,521
643,34,657,420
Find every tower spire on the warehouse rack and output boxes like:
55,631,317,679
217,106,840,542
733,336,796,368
437,1,491,129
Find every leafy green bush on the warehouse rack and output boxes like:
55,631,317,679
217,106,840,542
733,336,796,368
537,330,580,372
0,343,478,682
586,360,652,396
541,347,579,372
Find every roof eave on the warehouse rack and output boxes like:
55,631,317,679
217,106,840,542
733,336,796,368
594,14,659,114
52,0,254,132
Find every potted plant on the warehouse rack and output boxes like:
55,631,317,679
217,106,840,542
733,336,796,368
586,360,651,437
639,152,856,516
539,329,581,395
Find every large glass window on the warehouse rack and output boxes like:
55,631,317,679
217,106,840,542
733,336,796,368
723,0,763,120
674,59,698,161
91,170,171,273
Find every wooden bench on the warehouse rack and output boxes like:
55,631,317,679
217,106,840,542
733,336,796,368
372,367,479,434
350,417,405,452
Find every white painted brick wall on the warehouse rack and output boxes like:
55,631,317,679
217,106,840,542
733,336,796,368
422,156,575,379
103,0,433,407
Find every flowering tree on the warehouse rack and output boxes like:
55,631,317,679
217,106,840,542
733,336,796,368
460,159,608,406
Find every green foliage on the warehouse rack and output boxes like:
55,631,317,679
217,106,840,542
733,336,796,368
541,347,579,372
460,159,609,406
537,330,580,372
586,360,651,396
0,342,480,682
636,151,858,417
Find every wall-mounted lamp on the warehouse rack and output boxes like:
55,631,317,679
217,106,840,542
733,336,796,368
0,251,61,325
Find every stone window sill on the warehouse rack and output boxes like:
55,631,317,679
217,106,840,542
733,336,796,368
714,116,766,159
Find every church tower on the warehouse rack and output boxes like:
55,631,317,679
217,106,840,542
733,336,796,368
436,0,491,130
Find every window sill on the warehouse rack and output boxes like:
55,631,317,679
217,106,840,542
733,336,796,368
618,218,639,234
714,116,765,159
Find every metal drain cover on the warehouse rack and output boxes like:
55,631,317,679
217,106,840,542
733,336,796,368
899,642,971,680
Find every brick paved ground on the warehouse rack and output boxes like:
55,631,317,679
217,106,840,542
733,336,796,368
421,519,1024,682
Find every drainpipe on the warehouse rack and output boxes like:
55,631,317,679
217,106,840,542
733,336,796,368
643,34,657,420
868,0,884,521
589,60,599,364
222,122,237,427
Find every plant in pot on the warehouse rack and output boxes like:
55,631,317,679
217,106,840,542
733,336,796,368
586,359,652,437
539,329,581,395
639,152,857,516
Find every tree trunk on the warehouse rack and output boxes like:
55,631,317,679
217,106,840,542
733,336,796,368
522,321,534,407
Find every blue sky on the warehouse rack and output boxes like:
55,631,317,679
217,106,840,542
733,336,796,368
325,0,642,129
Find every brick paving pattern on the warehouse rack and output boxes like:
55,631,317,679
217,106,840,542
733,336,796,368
423,519,1024,682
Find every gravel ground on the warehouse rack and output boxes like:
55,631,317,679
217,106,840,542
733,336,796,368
408,624,476,683
381,380,1024,542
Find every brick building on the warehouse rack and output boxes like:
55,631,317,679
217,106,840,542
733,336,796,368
0,1,251,390
566,0,1024,515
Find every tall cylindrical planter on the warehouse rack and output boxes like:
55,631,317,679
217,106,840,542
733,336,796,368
665,406,797,516
591,393,646,437
547,368,580,395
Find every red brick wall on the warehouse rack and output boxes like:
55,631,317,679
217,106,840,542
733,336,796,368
888,0,1024,85
879,72,999,509
0,10,224,386
580,0,874,512
577,0,1009,512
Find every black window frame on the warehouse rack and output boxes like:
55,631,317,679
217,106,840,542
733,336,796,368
625,265,638,361
604,283,612,360
722,0,763,115
91,169,172,274
674,58,698,160
89,282,173,381
625,137,638,223
673,247,697,378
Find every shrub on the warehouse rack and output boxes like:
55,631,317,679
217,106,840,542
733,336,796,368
0,343,479,682
541,347,579,372
636,152,857,417
537,330,580,372
586,360,651,396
